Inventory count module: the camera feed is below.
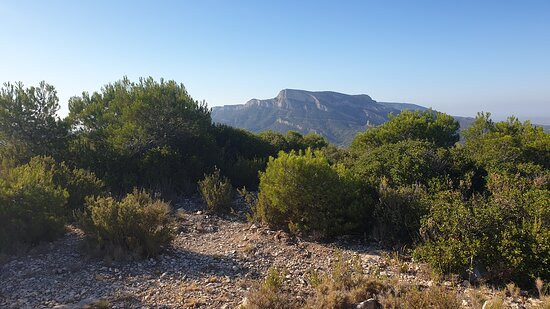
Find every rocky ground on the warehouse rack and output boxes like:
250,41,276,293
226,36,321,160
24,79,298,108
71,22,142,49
0,198,546,308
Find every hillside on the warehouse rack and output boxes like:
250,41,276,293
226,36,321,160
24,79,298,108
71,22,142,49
2,79,548,309
212,89,474,145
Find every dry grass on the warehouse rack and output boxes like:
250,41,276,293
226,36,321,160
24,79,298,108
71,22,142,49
243,243,257,255
482,293,505,309
80,299,110,309
242,252,543,309
380,285,461,309
506,282,521,298
181,282,201,293
306,254,463,309
305,254,389,309
536,298,550,309
534,278,550,309
381,251,409,274
463,285,490,308
185,298,205,308
207,275,219,283
242,267,300,309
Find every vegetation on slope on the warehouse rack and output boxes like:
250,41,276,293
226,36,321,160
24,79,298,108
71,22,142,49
1,77,548,291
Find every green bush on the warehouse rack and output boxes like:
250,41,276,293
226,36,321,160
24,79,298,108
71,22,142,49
256,149,373,238
375,114,550,285
67,77,217,194
319,145,353,167
489,174,549,285
198,168,233,213
0,158,68,252
372,181,429,245
414,173,550,287
413,190,486,277
353,140,451,187
27,156,104,219
445,145,487,197
222,156,265,190
59,165,104,216
212,124,275,161
79,189,174,258
351,109,459,151
48,161,104,219
258,130,328,153
212,124,274,189
0,81,69,162
463,113,550,172
139,145,187,194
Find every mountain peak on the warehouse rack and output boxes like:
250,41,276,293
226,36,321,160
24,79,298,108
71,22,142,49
212,89,433,145
276,89,314,103
275,89,373,102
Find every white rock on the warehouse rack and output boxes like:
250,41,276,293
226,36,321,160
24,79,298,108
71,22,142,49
240,297,249,307
357,298,380,309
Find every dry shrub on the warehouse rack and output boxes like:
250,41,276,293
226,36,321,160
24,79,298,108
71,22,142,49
243,252,478,309
198,168,233,213
79,189,174,258
535,278,550,309
243,267,300,309
481,293,506,309
380,285,461,309
305,253,389,309
306,252,462,309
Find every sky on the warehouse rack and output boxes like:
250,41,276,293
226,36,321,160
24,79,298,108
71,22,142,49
1,0,549,123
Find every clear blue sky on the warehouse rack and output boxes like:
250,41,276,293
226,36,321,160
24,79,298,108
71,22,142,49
1,0,549,123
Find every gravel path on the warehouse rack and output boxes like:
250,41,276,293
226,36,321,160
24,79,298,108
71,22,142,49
0,209,383,308
1,206,544,308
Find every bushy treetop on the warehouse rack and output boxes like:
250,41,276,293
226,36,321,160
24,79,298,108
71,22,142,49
351,110,459,151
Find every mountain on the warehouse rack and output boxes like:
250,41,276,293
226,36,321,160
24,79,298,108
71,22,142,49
212,89,475,146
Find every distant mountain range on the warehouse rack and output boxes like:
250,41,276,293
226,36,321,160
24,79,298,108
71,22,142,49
211,89,543,145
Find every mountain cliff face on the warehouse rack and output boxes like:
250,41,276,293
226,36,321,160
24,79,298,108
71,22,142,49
212,89,472,145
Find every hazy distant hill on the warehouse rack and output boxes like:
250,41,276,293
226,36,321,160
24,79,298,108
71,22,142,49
212,89,475,145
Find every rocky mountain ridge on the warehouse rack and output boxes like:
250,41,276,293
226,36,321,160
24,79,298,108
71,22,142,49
212,89,474,145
